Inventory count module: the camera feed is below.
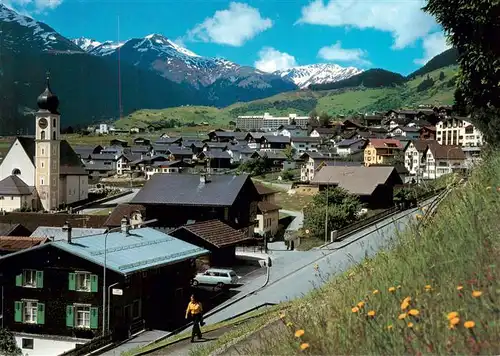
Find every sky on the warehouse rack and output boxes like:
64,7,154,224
5,0,451,75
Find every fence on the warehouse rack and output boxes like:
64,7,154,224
59,333,113,356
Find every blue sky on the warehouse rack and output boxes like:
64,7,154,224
8,0,451,75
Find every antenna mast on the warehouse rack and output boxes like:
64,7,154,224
117,16,123,120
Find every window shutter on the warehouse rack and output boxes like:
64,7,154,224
15,273,23,287
90,307,98,329
14,301,22,322
68,273,76,291
37,303,45,324
36,271,44,288
90,275,98,292
66,305,74,327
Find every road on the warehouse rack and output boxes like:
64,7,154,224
80,188,140,214
202,199,434,325
280,209,304,233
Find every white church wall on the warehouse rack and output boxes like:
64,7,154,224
0,139,35,186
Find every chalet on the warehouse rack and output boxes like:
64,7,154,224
171,220,253,266
422,144,466,179
342,119,365,131
299,152,361,182
207,131,251,143
101,145,125,156
130,173,261,237
133,137,151,146
404,140,440,177
154,137,183,146
198,151,232,171
259,135,290,151
250,151,292,171
384,110,419,122
109,139,128,147
419,126,436,140
225,145,255,163
145,160,192,180
0,225,208,355
312,166,403,208
362,115,384,127
276,125,308,138
128,155,169,174
364,138,403,166
335,138,366,157
389,126,420,139
183,140,205,155
165,147,195,161
0,236,48,256
130,146,151,155
202,142,229,152
247,133,264,149
0,175,38,213
73,145,103,159
104,204,146,229
83,154,121,177
253,183,281,238
290,137,321,153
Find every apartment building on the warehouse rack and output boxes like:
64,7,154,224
436,117,484,147
236,113,309,131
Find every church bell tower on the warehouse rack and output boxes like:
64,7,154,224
35,72,61,211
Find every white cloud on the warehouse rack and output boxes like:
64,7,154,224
414,32,451,65
298,0,437,49
3,0,62,13
185,2,272,47
318,41,371,66
254,47,297,72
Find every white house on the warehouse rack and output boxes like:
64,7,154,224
0,78,88,211
403,140,439,179
276,125,308,138
291,137,321,153
98,124,109,134
422,144,466,180
335,138,366,157
299,152,361,182
389,126,421,140
436,117,484,147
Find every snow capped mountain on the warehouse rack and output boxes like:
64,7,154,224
0,4,83,53
71,37,102,51
275,64,363,89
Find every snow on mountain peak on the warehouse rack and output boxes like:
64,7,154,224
275,63,363,89
142,33,200,58
72,37,102,51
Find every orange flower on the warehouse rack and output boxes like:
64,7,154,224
472,290,482,298
450,317,460,326
464,321,475,329
407,322,414,328
447,312,459,320
401,297,411,310
357,301,365,308
367,310,376,317
425,285,432,291
300,343,310,351
408,309,420,316
352,307,359,313
295,329,305,338
372,289,379,295
456,285,463,291
387,324,393,330
398,313,407,320
388,287,396,292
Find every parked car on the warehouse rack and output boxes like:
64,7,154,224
191,268,240,288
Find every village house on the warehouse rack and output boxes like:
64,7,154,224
334,138,366,157
73,145,103,160
436,117,484,147
83,153,122,177
309,127,339,140
361,114,384,127
299,152,361,182
109,139,128,148
133,137,151,146
290,137,322,153
0,175,39,212
250,151,294,171
0,223,32,237
207,130,251,143
253,183,281,238
276,125,308,138
130,173,261,237
145,160,192,180
422,144,466,180
419,126,437,140
198,151,232,171
104,204,146,229
0,224,209,355
312,166,403,208
389,126,421,139
364,138,403,166
403,140,440,178
154,137,183,146
259,135,291,151
246,133,264,150
202,142,229,152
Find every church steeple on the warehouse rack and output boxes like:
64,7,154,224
37,71,60,115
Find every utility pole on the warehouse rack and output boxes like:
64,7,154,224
324,183,329,244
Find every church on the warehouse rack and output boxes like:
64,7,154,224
0,75,88,212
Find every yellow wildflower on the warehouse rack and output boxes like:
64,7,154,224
398,313,407,320
295,329,305,338
357,301,365,308
388,287,396,292
464,321,475,329
286,322,293,327
447,312,459,320
372,289,379,295
351,307,359,313
450,317,460,326
387,324,393,330
367,310,376,317
472,290,482,298
425,285,432,291
408,309,420,316
300,343,310,351
397,285,402,289
407,322,414,328
456,285,463,291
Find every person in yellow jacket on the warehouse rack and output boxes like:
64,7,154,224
185,294,204,342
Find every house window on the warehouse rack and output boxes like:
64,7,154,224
76,305,91,328
22,338,34,350
132,299,141,319
22,270,37,288
23,301,38,324
76,272,91,292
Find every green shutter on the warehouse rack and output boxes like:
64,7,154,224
36,271,44,288
15,273,23,287
66,305,74,327
90,307,98,329
68,273,76,291
90,275,98,293
14,301,22,322
37,303,45,325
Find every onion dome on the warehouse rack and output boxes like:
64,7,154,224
37,72,60,114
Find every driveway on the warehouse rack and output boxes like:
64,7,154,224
80,188,140,214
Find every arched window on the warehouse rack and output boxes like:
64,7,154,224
52,131,56,140
41,131,46,140
12,168,21,175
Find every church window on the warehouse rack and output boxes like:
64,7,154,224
41,131,46,140
52,131,56,140
40,177,45,185
41,148,45,155
53,118,56,127
41,162,44,168
12,168,21,175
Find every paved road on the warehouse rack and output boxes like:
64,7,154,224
80,188,140,214
280,209,304,233
202,200,434,325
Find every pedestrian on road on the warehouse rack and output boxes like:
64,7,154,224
185,294,204,342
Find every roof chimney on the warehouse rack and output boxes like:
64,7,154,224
62,221,72,244
121,216,130,235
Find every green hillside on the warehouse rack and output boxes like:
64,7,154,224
115,65,459,129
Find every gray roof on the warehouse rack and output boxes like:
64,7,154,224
132,173,251,206
166,147,194,156
33,228,208,275
155,137,182,145
312,166,399,196
0,175,34,196
85,161,115,171
204,142,229,149
336,138,365,147
261,135,290,143
89,153,118,161
291,137,321,143
200,151,231,160
253,151,287,160
31,226,107,241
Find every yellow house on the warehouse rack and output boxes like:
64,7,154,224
254,183,281,237
364,138,403,166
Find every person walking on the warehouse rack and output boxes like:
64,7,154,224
185,294,204,342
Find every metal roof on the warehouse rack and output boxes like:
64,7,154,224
0,175,34,195
30,226,107,241
52,227,208,275
131,173,251,206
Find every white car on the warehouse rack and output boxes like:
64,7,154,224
191,268,239,288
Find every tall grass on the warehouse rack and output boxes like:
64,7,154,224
208,152,500,355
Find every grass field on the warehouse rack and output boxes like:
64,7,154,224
193,151,500,355
113,66,458,130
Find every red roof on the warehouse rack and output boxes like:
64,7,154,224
368,139,403,149
0,236,48,252
257,201,281,213
171,220,253,248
